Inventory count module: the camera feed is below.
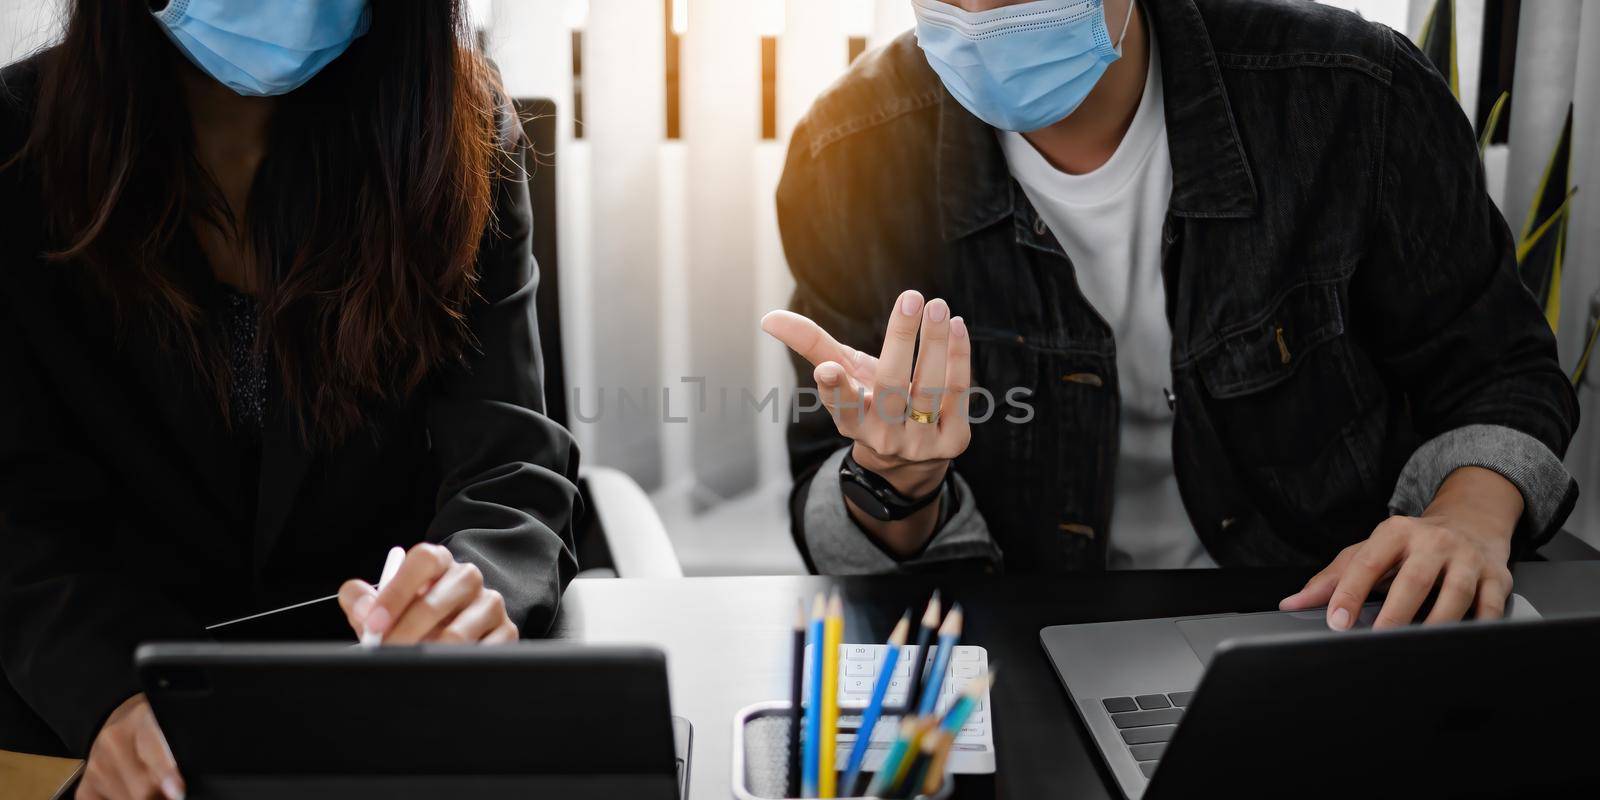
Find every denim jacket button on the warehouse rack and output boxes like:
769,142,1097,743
1033,217,1048,236
1219,517,1238,532
1057,522,1095,538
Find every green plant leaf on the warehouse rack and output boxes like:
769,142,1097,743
1479,91,1508,156
1575,306,1600,388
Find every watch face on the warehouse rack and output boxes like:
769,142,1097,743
841,479,895,522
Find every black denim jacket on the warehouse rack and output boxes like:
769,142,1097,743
778,0,1579,573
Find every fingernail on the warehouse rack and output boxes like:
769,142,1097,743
816,365,840,386
950,316,966,337
1329,607,1351,631
162,776,184,800
899,292,923,316
364,605,391,635
927,299,949,322
352,594,374,621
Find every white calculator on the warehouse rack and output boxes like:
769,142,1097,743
804,643,996,774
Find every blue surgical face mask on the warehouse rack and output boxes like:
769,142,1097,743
153,0,373,97
912,0,1136,132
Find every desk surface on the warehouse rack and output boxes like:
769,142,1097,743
551,562,1600,800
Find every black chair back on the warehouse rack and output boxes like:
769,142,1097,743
513,99,614,573
514,98,569,429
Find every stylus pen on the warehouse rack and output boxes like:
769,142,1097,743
802,593,826,798
818,590,844,797
787,600,807,798
915,604,963,717
360,546,406,646
840,611,911,796
903,591,941,713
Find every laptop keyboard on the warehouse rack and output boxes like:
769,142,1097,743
1100,690,1193,778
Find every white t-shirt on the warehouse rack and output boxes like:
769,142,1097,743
999,28,1217,570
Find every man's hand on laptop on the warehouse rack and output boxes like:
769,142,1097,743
78,693,183,800
761,290,974,557
338,543,519,644
1280,467,1523,630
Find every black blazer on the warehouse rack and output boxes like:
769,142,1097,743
0,56,581,755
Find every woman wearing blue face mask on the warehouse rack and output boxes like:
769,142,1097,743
0,1,579,796
765,0,1576,638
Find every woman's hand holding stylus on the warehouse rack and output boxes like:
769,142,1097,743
338,543,518,645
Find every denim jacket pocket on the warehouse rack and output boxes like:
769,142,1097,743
1195,278,1362,467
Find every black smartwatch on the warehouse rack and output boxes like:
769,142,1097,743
839,450,947,522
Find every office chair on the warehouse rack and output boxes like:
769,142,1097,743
516,98,683,579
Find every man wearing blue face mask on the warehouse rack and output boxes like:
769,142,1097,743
764,1,1578,631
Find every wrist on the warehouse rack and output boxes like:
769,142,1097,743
851,443,949,498
1424,466,1523,545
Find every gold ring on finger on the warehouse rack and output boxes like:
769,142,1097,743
908,407,938,425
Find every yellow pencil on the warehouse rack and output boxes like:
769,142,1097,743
819,590,844,797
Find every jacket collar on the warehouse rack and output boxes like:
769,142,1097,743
935,0,1258,242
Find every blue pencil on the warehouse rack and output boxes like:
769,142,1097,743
802,594,826,798
840,611,911,796
915,604,963,717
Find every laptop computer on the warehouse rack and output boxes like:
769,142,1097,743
136,642,691,800
1041,596,1600,797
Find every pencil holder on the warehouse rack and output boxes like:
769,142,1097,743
731,701,954,800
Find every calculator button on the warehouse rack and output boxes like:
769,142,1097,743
884,694,907,708
845,645,873,661
951,663,980,679
893,660,911,677
846,661,875,677
953,646,981,661
843,677,873,695
958,724,985,738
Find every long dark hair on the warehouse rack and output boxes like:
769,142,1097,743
14,0,504,446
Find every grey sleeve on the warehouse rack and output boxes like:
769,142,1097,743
1388,423,1577,538
802,447,1003,574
